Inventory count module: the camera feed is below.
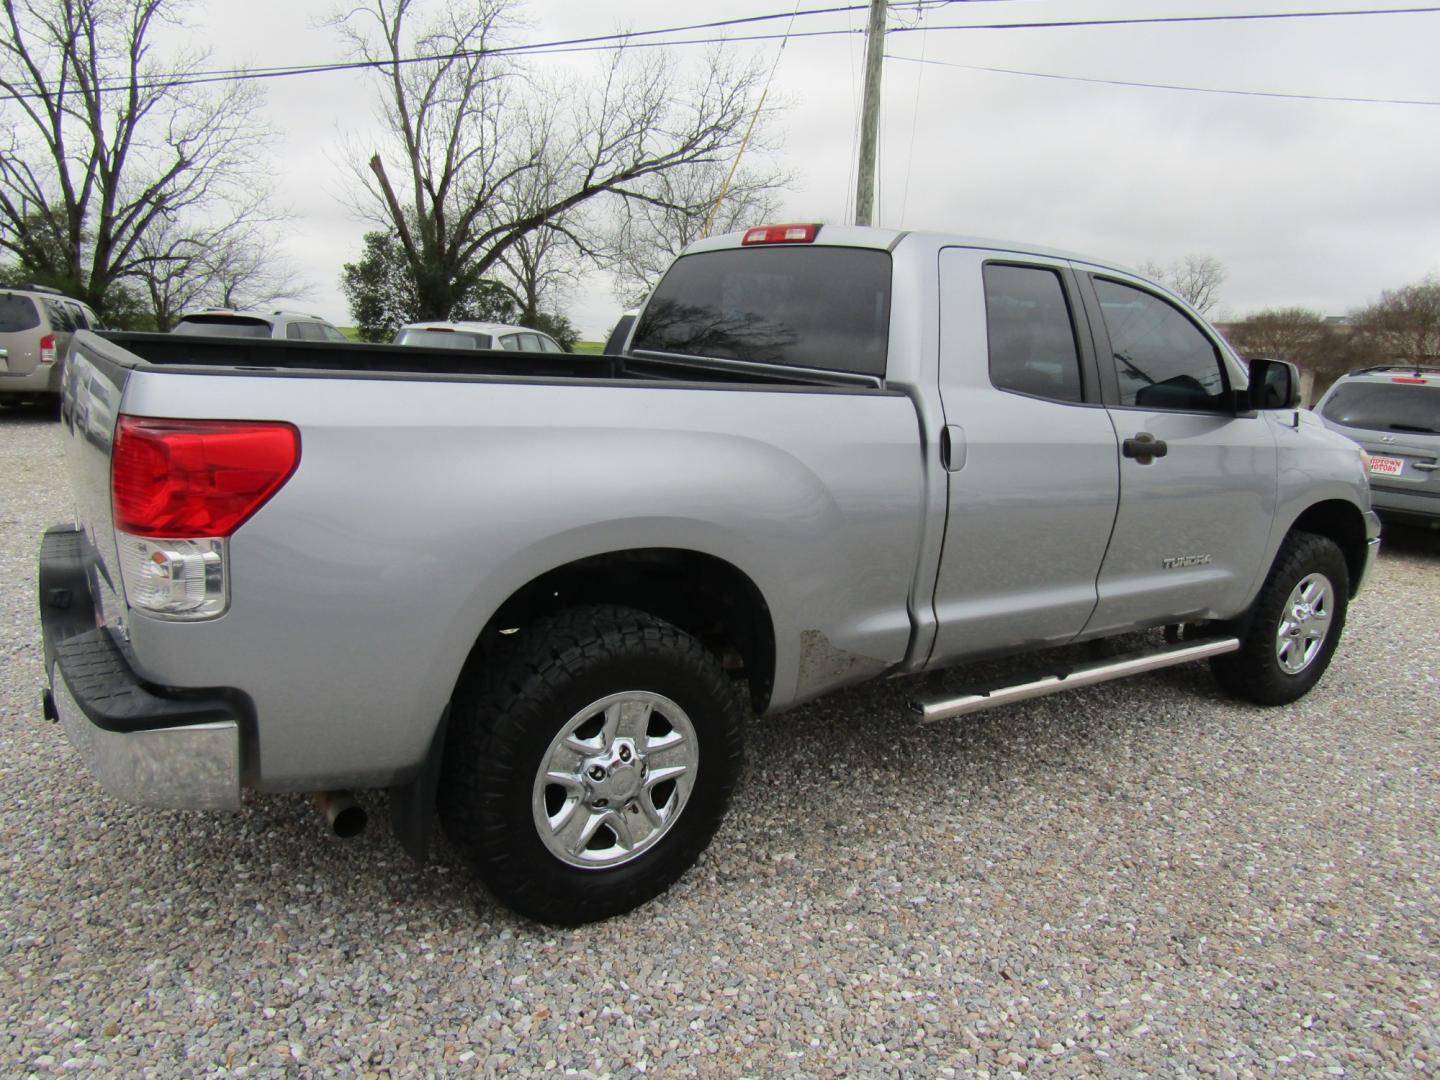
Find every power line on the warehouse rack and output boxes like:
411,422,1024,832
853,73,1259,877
887,53,1440,106
2,4,1437,102
0,2,912,99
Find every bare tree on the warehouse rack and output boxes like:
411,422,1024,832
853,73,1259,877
494,224,581,325
1140,254,1227,315
335,0,771,322
1224,307,1332,365
1350,275,1440,365
136,214,311,330
607,160,785,308
0,0,276,320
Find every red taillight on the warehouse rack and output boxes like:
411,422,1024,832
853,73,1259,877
741,223,820,246
39,334,56,364
112,416,300,539
1392,376,1426,384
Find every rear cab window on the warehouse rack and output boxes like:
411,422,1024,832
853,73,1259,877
632,246,892,377
0,293,40,333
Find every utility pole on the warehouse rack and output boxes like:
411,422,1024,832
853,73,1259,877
854,0,887,226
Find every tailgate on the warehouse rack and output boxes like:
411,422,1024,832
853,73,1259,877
0,329,38,374
1361,432,1440,495
57,333,132,636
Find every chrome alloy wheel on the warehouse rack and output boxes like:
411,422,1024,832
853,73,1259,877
1275,572,1335,675
532,691,699,869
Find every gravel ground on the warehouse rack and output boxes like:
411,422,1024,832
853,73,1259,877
2,407,1437,1078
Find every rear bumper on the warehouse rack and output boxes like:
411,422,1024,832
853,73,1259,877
1369,485,1439,525
0,362,61,395
39,526,243,810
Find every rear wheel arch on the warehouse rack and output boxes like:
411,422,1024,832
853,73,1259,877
468,547,777,714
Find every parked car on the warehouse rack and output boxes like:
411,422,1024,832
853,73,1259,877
41,223,1378,925
172,309,350,342
0,284,103,406
1314,365,1439,527
394,320,567,353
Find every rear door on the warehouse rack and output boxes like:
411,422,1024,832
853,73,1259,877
928,248,1121,665
1320,378,1440,513
0,292,42,375
1077,271,1277,633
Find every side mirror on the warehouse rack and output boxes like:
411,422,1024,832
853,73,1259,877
1247,357,1302,410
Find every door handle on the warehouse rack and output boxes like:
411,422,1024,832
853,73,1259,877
1413,461,1438,471
940,424,966,472
1122,432,1168,464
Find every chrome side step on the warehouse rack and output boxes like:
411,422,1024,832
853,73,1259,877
910,637,1240,724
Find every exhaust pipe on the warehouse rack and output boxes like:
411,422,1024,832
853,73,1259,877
312,790,366,838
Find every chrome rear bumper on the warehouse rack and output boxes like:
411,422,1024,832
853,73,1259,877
39,525,244,811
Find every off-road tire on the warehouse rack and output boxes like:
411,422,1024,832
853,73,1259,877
438,605,744,925
1211,530,1349,706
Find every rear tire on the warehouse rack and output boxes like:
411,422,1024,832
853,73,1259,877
1211,530,1349,705
438,605,744,925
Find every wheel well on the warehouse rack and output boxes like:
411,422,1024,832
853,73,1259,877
1291,500,1368,595
476,549,776,711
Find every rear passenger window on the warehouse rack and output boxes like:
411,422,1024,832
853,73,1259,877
288,322,331,342
45,300,76,332
983,264,1083,403
1095,278,1227,412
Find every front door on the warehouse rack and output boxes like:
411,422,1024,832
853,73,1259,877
1077,272,1278,634
928,248,1120,667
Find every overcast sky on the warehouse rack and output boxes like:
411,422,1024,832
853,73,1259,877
177,0,1440,337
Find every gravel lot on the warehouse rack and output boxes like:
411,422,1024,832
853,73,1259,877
2,408,1437,1078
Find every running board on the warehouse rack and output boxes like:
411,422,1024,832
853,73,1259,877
909,636,1240,724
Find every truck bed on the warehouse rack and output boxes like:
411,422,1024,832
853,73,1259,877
99,332,878,389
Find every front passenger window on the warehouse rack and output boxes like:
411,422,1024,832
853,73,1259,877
1096,278,1227,412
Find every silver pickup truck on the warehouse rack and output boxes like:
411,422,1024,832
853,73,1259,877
39,224,1379,924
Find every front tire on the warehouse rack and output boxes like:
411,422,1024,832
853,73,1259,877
438,605,744,925
1211,530,1349,705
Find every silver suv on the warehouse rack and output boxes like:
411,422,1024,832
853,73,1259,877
172,309,350,342
394,320,567,353
1315,365,1439,526
0,284,103,406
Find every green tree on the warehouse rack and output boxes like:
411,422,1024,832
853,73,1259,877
526,311,579,350
340,229,518,341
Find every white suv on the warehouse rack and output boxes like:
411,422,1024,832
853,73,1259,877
394,321,567,354
172,309,350,342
